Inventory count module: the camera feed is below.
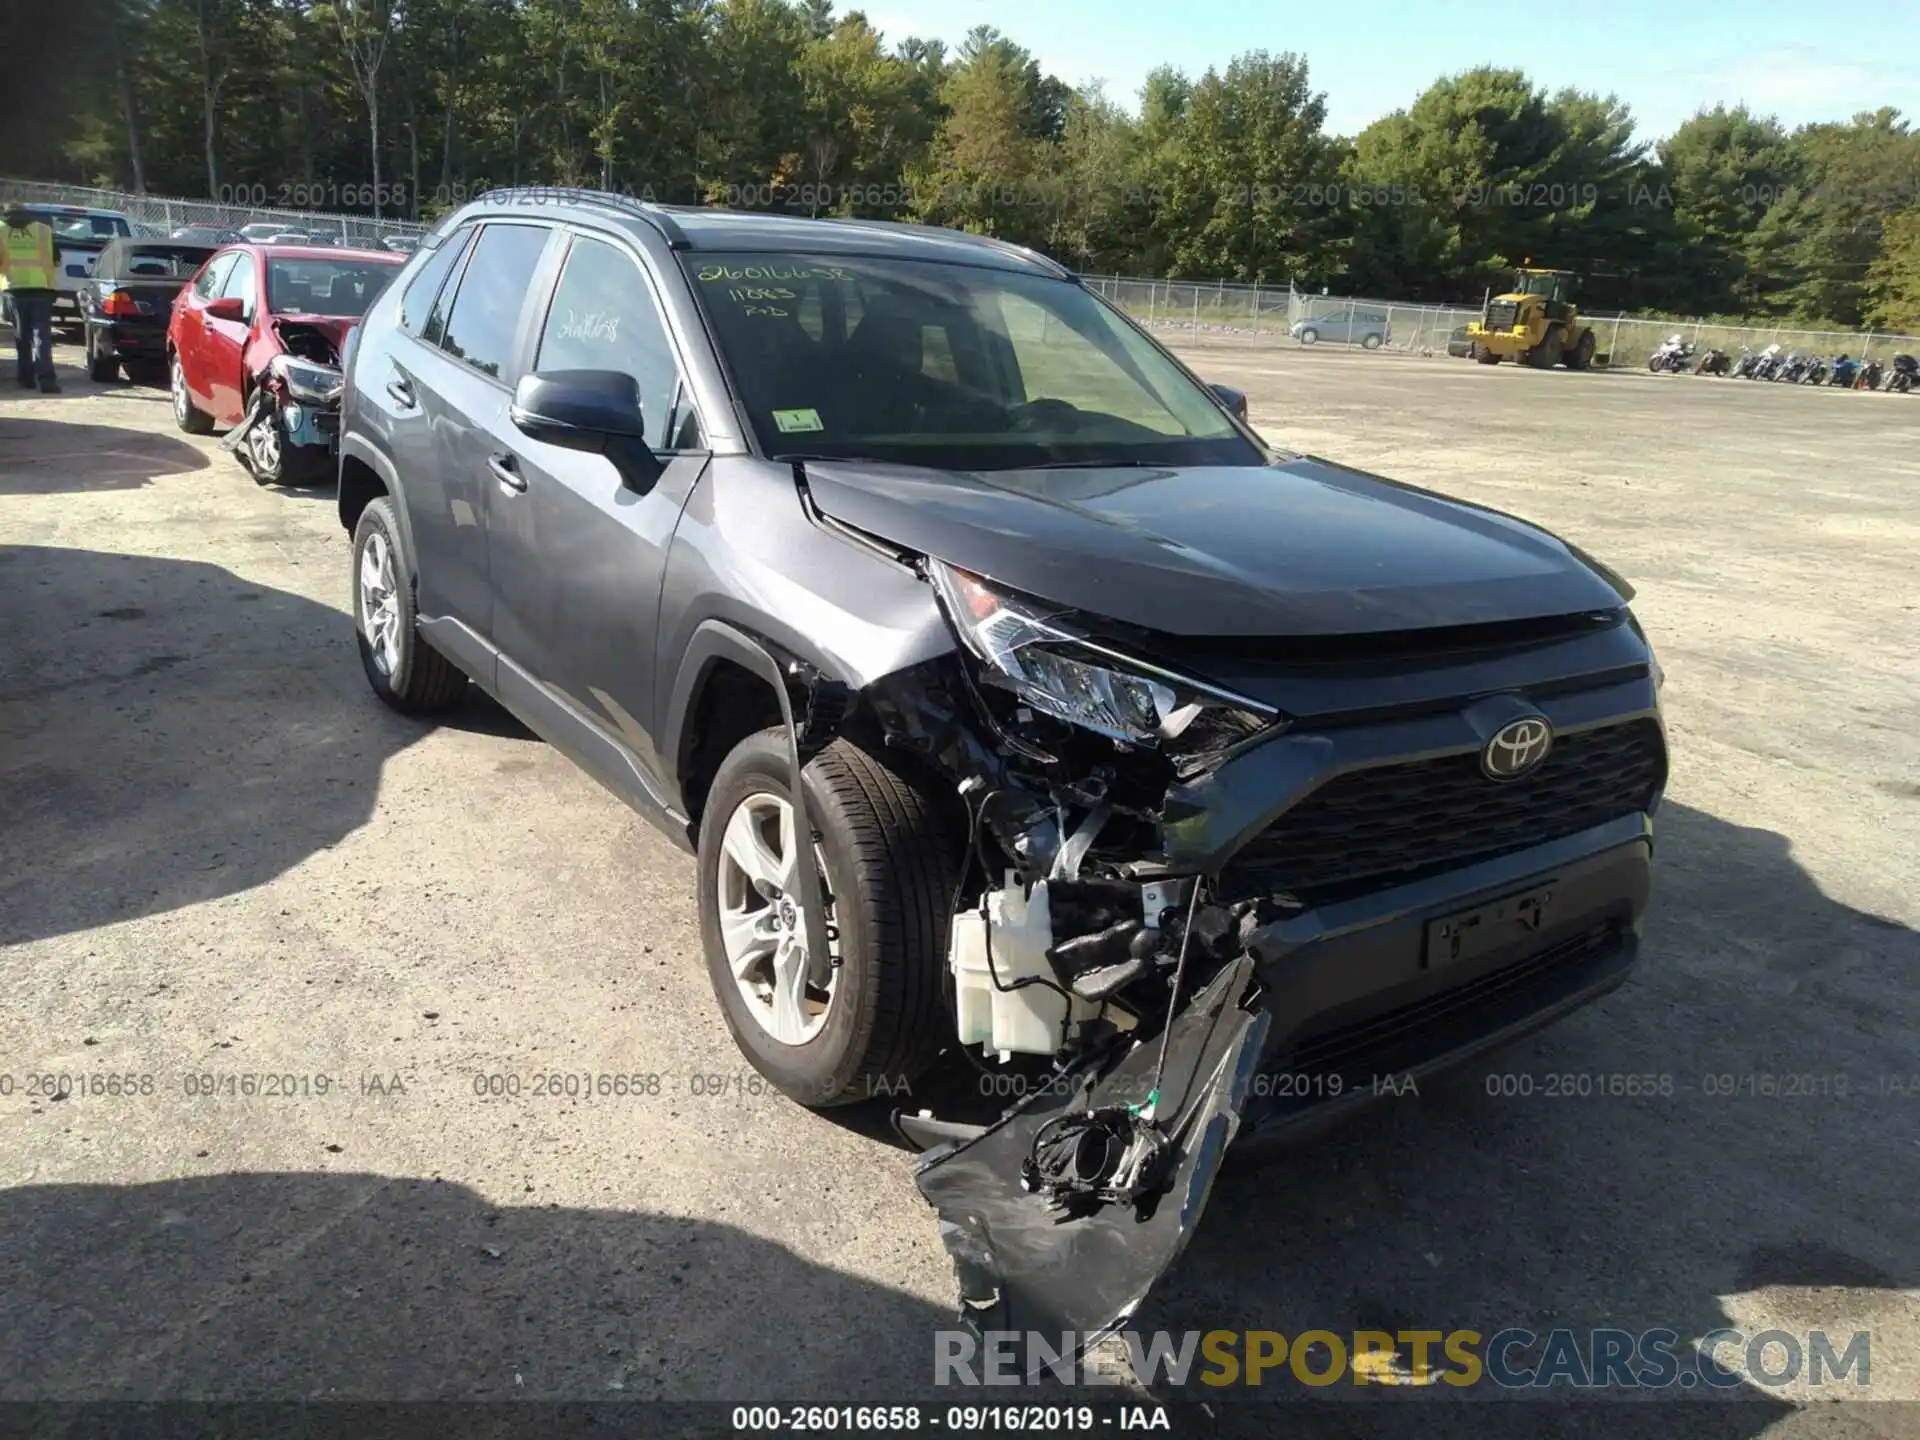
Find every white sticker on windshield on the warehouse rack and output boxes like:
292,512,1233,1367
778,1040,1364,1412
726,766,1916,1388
772,408,823,433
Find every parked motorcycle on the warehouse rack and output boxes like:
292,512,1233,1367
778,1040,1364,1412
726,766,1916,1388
1648,333,1693,373
1857,358,1885,390
1889,354,1918,394
1801,356,1828,385
1749,342,1785,380
1829,355,1859,387
1733,345,1763,378
1693,347,1731,376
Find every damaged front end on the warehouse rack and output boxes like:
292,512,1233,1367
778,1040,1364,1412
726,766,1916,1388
859,561,1290,1371
222,320,349,480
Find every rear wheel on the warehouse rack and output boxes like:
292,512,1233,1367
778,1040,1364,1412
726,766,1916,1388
170,353,213,434
351,497,469,714
86,332,119,383
697,730,960,1108
1473,344,1501,365
1360,332,1383,350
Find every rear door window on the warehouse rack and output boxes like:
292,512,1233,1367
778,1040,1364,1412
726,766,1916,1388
435,223,551,382
400,224,474,336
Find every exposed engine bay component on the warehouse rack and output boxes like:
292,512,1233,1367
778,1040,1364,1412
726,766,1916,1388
915,953,1269,1358
948,879,1100,1060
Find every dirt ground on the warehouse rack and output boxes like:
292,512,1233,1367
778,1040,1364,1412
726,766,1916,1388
1,336,1915,1431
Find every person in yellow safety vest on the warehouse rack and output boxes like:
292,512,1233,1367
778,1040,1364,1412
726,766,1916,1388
2,204,61,393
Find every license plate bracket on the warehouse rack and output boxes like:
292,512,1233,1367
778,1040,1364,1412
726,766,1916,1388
1424,882,1556,970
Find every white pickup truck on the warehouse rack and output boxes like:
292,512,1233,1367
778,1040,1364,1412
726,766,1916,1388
1,205,136,334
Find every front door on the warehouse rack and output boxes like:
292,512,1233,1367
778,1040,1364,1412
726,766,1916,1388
484,230,707,802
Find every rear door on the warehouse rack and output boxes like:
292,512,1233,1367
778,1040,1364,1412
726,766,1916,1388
399,221,555,644
484,229,708,798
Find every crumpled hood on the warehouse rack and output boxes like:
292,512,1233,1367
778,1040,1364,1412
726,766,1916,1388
802,455,1631,637
270,313,359,357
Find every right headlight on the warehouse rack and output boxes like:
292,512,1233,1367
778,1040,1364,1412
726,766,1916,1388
269,353,343,404
927,560,1281,755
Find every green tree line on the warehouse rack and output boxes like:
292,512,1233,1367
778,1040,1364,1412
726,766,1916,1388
12,0,1920,328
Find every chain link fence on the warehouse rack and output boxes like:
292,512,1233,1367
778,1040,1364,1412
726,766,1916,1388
8,183,1913,369
0,178,428,249
1082,274,1919,371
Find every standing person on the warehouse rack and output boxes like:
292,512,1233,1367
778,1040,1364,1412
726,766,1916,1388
2,204,60,393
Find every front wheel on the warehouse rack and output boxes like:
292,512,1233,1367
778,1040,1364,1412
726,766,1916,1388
350,496,469,714
697,730,960,1108
1474,344,1501,365
242,401,332,487
1297,327,1319,345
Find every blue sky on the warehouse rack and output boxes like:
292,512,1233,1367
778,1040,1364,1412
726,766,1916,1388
856,0,1920,143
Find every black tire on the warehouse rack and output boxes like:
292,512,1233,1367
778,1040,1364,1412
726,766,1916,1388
697,730,960,1108
169,351,214,434
1474,344,1501,365
1360,332,1382,350
1527,333,1563,369
87,332,119,383
350,496,469,714
1564,330,1596,371
1297,327,1319,345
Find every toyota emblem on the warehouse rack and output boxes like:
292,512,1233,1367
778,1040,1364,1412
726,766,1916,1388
1483,716,1554,780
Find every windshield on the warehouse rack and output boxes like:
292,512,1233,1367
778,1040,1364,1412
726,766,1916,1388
687,251,1257,470
1515,272,1568,298
266,256,399,317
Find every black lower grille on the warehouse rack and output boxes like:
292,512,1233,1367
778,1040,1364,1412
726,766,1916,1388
1225,719,1664,902
1270,921,1622,1082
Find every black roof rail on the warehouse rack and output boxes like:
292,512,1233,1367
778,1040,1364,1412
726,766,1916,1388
471,186,689,247
835,217,1072,278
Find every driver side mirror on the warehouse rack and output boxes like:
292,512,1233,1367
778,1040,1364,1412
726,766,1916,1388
511,368,661,493
1208,383,1248,422
205,296,246,323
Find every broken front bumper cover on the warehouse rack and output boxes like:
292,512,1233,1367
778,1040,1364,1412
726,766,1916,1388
914,954,1270,1371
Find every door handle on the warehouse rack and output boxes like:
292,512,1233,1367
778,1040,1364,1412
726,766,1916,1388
386,377,416,408
488,452,527,493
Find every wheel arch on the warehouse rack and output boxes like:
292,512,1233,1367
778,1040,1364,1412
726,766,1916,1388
337,434,412,561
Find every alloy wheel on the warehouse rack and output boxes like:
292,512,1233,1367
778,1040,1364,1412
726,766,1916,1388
715,791,839,1045
248,410,281,477
357,530,401,677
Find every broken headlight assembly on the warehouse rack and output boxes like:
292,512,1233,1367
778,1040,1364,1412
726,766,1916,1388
927,560,1280,760
268,353,344,405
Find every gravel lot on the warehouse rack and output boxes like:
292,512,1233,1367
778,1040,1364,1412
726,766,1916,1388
2,337,1914,1431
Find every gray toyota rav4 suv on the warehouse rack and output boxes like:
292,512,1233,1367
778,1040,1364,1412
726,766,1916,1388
337,189,1666,1335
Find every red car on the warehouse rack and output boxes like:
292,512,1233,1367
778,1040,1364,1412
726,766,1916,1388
168,243,404,484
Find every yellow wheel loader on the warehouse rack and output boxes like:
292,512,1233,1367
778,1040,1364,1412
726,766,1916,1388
1466,268,1598,370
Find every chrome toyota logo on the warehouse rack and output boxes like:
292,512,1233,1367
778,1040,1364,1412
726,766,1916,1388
1483,716,1554,780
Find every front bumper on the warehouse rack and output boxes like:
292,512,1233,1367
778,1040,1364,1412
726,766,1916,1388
1237,818,1648,1147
